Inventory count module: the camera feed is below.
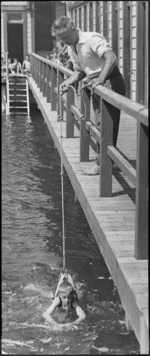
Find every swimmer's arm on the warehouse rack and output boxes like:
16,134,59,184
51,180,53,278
54,273,65,297
75,305,86,323
72,300,86,323
43,297,60,324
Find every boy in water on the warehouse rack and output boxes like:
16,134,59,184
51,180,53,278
43,273,85,327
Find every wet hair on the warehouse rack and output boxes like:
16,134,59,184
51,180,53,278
58,281,73,297
51,16,75,37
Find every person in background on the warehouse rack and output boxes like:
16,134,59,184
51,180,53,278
1,56,6,75
11,58,21,74
22,54,31,75
7,58,13,74
1,56,5,66
46,54,50,60
51,16,126,175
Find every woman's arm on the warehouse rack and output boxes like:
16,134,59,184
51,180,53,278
43,297,60,324
72,299,86,324
74,305,86,323
54,273,65,297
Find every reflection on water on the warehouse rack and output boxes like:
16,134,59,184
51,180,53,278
2,105,139,354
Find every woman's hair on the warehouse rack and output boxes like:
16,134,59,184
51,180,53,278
58,281,73,296
51,16,75,37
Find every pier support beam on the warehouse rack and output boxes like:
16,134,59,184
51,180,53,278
140,316,149,354
125,311,133,331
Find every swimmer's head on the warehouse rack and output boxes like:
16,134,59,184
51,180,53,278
57,281,74,308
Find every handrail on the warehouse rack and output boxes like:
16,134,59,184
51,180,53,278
30,52,148,260
30,52,73,76
93,85,148,126
30,52,148,125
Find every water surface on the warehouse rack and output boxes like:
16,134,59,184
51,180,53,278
2,103,139,354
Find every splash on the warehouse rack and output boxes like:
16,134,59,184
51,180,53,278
24,283,54,299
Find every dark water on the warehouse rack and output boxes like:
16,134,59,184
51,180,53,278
2,99,140,354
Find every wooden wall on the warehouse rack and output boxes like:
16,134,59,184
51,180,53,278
55,1,66,19
34,1,54,53
67,1,148,106
27,11,32,54
34,1,65,55
1,12,5,56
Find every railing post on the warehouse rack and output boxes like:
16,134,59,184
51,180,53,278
37,60,40,88
57,70,64,120
66,87,74,138
46,64,51,103
5,51,8,79
30,54,33,78
35,58,38,85
80,87,90,161
100,99,113,197
135,120,148,259
42,62,47,97
32,56,35,81
32,56,35,80
51,67,57,110
40,61,43,92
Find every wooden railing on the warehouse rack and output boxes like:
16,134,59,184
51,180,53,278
30,52,148,260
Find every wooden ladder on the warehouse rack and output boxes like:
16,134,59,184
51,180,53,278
6,74,30,117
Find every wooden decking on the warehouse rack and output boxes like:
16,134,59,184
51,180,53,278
28,77,148,354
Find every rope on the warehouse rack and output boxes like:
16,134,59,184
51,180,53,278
81,80,94,120
59,92,65,271
59,85,77,271
58,83,91,270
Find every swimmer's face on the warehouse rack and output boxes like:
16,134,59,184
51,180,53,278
59,292,72,309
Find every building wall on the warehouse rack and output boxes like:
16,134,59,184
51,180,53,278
27,11,32,54
1,1,27,5
1,1,28,60
93,2,96,31
1,12,5,57
108,2,112,47
118,1,123,76
100,1,103,34
1,1,66,59
130,1,137,102
67,0,148,105
55,1,66,20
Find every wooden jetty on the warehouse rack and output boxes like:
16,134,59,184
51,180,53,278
28,53,148,353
